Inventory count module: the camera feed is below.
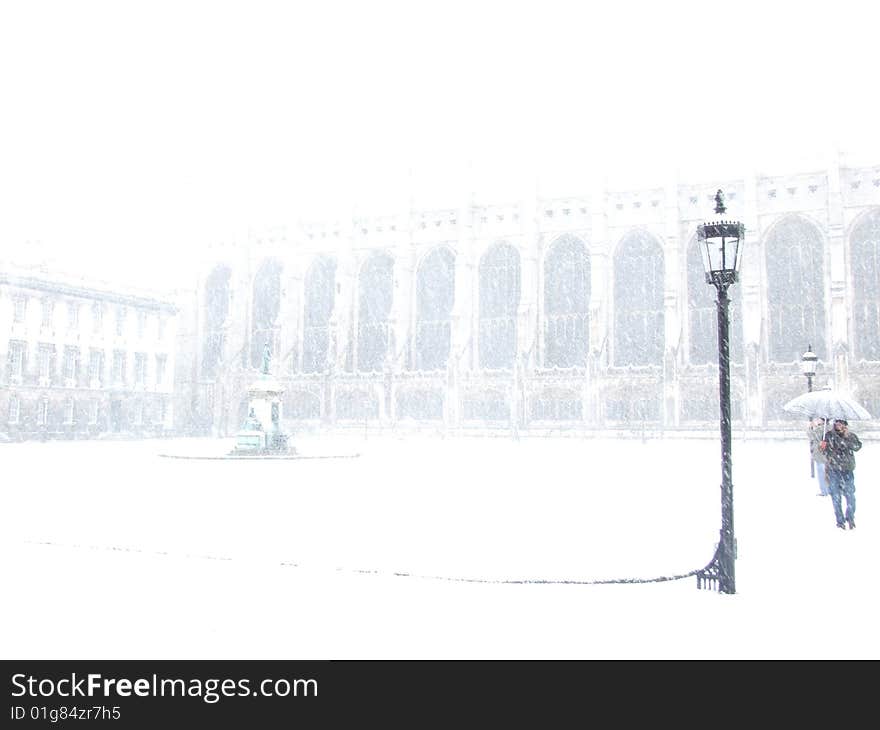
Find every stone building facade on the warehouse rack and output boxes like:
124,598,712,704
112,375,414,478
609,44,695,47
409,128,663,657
0,266,178,440
184,162,880,436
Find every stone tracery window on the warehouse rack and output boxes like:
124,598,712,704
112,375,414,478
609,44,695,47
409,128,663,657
357,253,394,372
479,243,520,369
415,247,455,371
462,390,509,421
284,390,321,419
202,265,232,376
302,256,336,373
336,389,379,420
765,216,826,362
396,389,443,420
544,235,590,368
529,388,582,421
613,231,664,366
850,209,880,361
251,258,283,370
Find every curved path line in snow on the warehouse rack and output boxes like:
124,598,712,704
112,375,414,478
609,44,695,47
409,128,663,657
157,453,361,461
24,539,235,563
23,539,707,587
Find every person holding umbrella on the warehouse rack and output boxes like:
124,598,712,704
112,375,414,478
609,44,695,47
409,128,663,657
820,419,863,529
783,389,871,524
807,415,830,496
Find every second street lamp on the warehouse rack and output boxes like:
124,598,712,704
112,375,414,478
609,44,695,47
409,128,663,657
695,190,744,595
802,345,818,477
802,345,818,392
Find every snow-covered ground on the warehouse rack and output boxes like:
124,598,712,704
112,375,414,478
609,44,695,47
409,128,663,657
1,433,876,658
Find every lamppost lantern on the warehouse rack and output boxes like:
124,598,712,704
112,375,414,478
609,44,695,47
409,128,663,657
801,345,818,383
695,188,744,596
697,190,746,289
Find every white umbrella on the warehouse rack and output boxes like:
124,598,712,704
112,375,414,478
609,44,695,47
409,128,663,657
782,389,872,421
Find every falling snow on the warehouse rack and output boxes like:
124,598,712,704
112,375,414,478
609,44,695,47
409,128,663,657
2,433,876,658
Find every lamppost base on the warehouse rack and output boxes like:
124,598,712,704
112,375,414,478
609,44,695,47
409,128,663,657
695,545,735,594
695,552,722,591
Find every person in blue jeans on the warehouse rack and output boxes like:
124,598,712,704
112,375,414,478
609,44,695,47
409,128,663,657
807,416,829,496
821,419,863,530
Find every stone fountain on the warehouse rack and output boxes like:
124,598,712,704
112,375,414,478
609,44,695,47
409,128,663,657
231,343,294,455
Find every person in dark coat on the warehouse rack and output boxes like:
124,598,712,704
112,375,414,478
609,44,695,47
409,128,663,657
820,419,863,529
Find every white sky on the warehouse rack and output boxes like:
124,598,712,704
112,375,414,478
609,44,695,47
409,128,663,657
1,0,879,287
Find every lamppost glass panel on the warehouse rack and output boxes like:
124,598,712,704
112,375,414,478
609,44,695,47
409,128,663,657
801,346,818,377
698,221,745,285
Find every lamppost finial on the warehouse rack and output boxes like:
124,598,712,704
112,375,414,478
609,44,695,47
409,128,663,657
714,189,726,215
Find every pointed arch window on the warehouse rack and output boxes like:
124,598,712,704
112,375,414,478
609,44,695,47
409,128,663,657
303,257,336,373
850,209,880,361
613,231,664,366
358,254,395,372
251,259,283,369
202,265,232,376
479,243,520,369
415,248,455,370
765,217,825,362
544,235,590,368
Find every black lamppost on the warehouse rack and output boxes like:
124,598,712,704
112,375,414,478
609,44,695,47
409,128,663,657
802,345,817,393
802,345,818,477
695,190,745,595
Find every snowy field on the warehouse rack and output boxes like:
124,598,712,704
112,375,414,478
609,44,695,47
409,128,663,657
1,432,877,659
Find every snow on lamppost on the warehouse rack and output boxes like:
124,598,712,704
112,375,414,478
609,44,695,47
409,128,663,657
695,190,745,594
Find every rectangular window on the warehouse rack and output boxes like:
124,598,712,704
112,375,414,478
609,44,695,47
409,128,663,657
8,341,26,379
89,349,104,386
89,400,98,425
38,344,53,380
41,299,55,329
137,311,148,338
63,346,79,381
37,399,48,426
134,401,144,426
8,395,20,424
92,302,104,334
155,354,167,387
134,352,147,386
13,297,27,323
155,399,167,425
115,307,126,337
157,315,167,341
67,302,80,330
65,398,75,424
112,350,126,384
